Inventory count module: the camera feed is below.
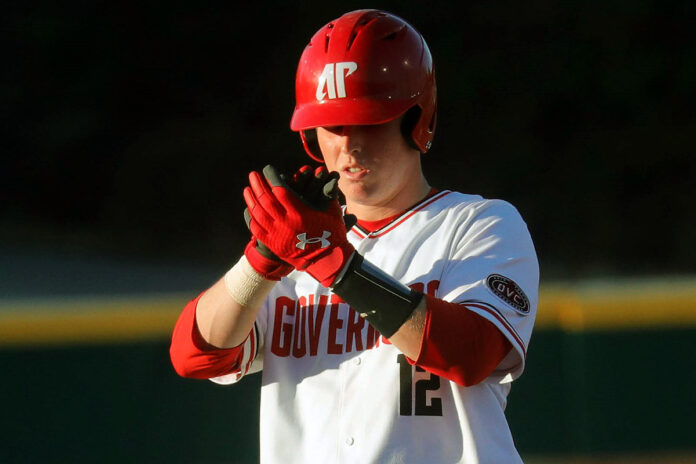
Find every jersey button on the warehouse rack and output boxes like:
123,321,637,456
353,357,361,365
345,437,354,446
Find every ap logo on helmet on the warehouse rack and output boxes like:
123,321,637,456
316,62,358,101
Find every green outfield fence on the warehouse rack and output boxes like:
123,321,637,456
1,277,695,463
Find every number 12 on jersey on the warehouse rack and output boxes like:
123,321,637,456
397,354,443,416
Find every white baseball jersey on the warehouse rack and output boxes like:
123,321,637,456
213,190,539,464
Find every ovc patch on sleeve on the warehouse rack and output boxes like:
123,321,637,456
486,274,530,315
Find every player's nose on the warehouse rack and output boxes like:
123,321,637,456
339,126,362,155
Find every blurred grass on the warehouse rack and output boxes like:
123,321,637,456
523,452,696,463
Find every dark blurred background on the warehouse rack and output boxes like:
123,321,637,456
4,0,694,279
2,2,696,463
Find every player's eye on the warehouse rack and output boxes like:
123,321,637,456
324,125,345,135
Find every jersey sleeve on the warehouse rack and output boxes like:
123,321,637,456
438,199,539,383
169,291,267,385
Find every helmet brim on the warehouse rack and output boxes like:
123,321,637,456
290,97,413,132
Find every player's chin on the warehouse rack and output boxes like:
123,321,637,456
339,177,361,191
341,182,376,203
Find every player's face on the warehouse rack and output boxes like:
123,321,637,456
316,116,427,218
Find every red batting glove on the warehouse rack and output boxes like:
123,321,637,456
242,165,315,281
243,165,354,288
243,237,293,281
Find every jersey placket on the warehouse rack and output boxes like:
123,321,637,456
336,353,364,462
334,231,377,462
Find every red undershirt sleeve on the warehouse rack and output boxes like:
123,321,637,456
169,292,247,379
409,295,512,386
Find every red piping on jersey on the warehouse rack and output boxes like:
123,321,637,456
465,302,526,357
349,190,452,239
243,327,257,375
351,228,366,239
355,212,403,233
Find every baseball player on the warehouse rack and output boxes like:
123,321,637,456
170,9,538,464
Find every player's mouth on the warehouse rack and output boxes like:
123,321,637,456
341,165,369,180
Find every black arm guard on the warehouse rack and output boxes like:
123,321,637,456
331,253,423,338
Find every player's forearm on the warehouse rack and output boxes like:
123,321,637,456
385,299,426,359
196,258,276,349
170,292,247,379
330,254,511,384
399,295,513,386
331,253,424,353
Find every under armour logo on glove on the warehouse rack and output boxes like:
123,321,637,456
243,165,356,287
296,231,331,250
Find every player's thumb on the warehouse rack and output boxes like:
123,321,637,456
322,172,340,200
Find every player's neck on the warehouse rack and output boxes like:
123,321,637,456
346,174,431,222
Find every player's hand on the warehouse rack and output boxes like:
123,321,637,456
243,209,293,281
242,165,315,281
242,165,354,281
243,165,355,287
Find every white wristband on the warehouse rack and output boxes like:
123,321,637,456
224,255,276,308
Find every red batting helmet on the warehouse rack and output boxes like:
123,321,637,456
290,9,437,162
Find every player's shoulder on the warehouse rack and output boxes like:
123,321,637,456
431,190,525,222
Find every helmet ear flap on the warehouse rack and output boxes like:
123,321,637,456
300,129,324,163
400,106,423,152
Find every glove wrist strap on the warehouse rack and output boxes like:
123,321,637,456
331,253,423,338
244,240,293,281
